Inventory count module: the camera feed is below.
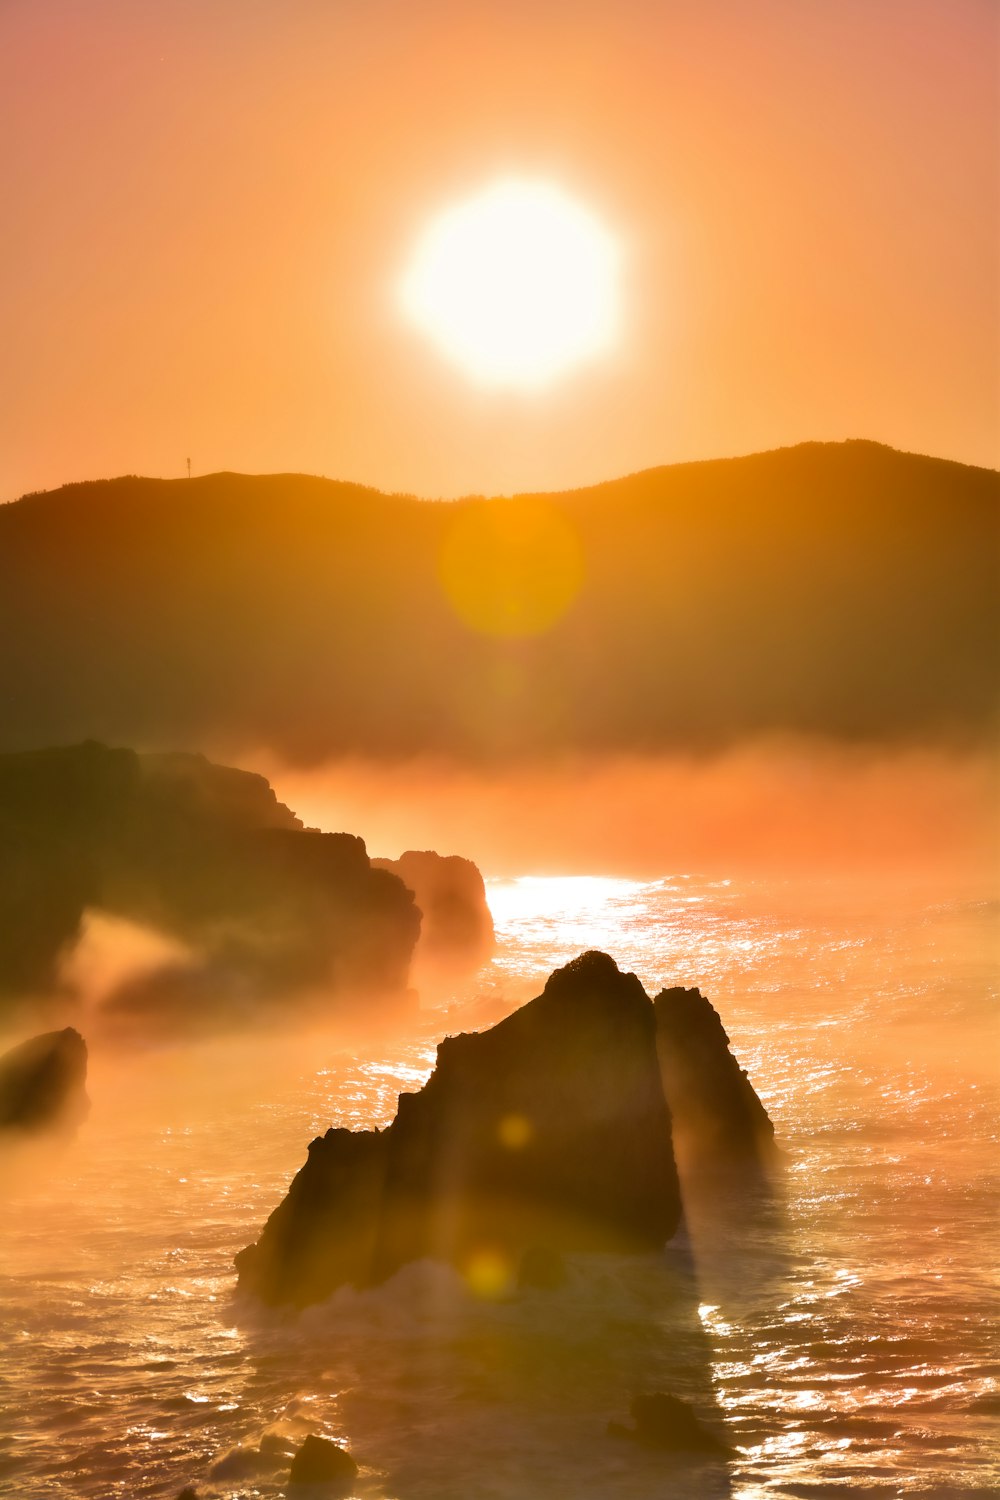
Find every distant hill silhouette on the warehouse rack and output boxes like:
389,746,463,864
1,442,995,760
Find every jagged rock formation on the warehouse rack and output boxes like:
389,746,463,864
236,952,682,1307
0,741,419,1031
0,1027,88,1134
654,985,778,1179
373,850,495,971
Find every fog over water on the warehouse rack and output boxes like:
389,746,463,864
1,870,996,1498
264,747,998,881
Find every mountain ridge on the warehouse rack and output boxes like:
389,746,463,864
8,438,996,511
1,441,995,762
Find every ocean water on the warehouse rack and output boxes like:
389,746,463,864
0,875,997,1498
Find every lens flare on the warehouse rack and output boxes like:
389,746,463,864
498,1113,533,1149
463,1247,514,1299
438,497,584,637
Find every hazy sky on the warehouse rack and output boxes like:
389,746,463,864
3,0,997,501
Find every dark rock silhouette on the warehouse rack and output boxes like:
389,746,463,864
288,1434,358,1488
373,849,495,971
0,1027,88,1134
608,1392,732,1455
654,986,779,1181
236,951,682,1307
0,444,995,763
0,741,419,1032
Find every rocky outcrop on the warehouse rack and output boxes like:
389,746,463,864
654,986,778,1180
373,850,495,972
0,741,419,1031
288,1435,358,1489
236,952,682,1307
0,1027,88,1134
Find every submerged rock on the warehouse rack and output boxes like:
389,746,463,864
0,1027,88,1134
237,951,682,1307
609,1391,732,1455
373,849,495,972
288,1434,358,1488
654,986,779,1181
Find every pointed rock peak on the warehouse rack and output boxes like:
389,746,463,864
656,985,732,1047
654,984,778,1175
0,1026,90,1134
546,949,620,982
542,950,647,1003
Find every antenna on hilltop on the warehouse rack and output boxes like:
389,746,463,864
186,457,191,480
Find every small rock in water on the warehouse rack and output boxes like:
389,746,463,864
517,1244,567,1289
289,1434,359,1489
609,1392,731,1455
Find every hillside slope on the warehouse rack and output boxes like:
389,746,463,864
1,442,995,761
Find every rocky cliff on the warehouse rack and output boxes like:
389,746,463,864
372,850,495,972
0,742,419,1032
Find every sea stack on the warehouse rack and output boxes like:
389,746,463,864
654,985,778,1181
0,1027,89,1134
236,951,681,1307
372,850,495,971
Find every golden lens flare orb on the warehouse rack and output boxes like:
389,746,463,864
438,497,584,638
463,1247,514,1300
497,1112,533,1149
400,178,621,388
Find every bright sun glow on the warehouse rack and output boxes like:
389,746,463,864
400,178,620,388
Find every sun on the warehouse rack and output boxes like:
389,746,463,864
399,178,621,389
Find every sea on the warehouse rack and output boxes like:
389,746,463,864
0,873,997,1498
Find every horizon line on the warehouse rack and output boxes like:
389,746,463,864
5,436,998,509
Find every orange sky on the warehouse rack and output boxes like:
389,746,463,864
2,0,997,502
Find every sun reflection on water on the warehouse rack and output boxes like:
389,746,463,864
0,875,996,1497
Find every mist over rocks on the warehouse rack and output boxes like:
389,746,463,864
0,741,420,1033
372,849,495,972
236,950,682,1307
654,986,778,1183
0,1027,88,1134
